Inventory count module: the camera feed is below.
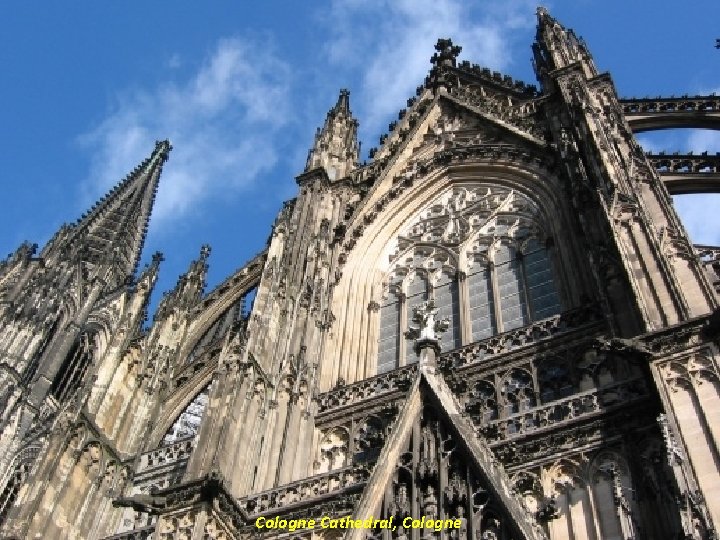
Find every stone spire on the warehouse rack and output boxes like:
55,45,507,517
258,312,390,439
305,89,359,181
48,140,171,285
533,7,598,87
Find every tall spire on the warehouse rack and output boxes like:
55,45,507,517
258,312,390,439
51,140,171,284
305,89,359,181
533,7,598,88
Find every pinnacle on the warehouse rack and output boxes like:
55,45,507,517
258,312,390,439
334,89,351,116
431,38,462,69
304,89,359,178
535,6,557,27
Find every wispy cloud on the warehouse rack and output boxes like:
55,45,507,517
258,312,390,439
321,0,537,139
78,37,292,229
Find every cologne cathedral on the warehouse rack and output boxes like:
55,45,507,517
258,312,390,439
2,8,720,540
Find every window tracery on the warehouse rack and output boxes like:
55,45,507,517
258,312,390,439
0,446,38,526
377,184,563,373
315,427,349,473
50,331,95,403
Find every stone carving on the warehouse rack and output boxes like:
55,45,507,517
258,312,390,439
442,305,602,368
405,300,450,342
242,466,371,516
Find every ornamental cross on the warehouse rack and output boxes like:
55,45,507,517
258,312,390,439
405,300,450,342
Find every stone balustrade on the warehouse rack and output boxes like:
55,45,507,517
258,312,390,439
443,305,601,369
240,465,371,516
621,95,720,113
474,377,647,444
136,437,194,476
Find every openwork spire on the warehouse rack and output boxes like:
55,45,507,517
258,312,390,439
305,89,359,181
58,140,171,282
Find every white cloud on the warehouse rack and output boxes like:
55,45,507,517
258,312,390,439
322,0,537,138
78,37,291,229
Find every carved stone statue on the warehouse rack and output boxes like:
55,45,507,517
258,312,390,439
405,300,450,343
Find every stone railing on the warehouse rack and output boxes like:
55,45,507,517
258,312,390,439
240,465,371,516
442,305,602,369
475,378,647,444
102,526,155,540
317,364,417,416
453,61,538,96
620,95,720,113
646,153,720,174
135,437,194,476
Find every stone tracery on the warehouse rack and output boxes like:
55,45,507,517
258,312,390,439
378,185,562,373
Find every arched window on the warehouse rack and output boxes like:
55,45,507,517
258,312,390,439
376,185,564,374
0,446,38,525
523,238,562,320
468,259,496,341
51,331,94,403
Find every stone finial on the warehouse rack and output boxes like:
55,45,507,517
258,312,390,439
154,139,173,162
428,39,462,95
431,39,462,68
151,251,165,264
405,300,450,342
334,89,351,115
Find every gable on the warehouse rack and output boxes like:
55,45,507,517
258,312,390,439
348,369,548,540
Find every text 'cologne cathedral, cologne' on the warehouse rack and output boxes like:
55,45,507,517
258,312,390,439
1,8,720,540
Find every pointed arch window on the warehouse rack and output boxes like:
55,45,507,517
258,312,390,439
0,446,38,525
50,331,94,403
376,185,564,374
523,238,562,320
467,261,496,340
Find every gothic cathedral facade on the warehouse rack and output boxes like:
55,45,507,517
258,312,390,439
1,9,720,540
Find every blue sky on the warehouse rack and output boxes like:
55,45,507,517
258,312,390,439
1,0,719,314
